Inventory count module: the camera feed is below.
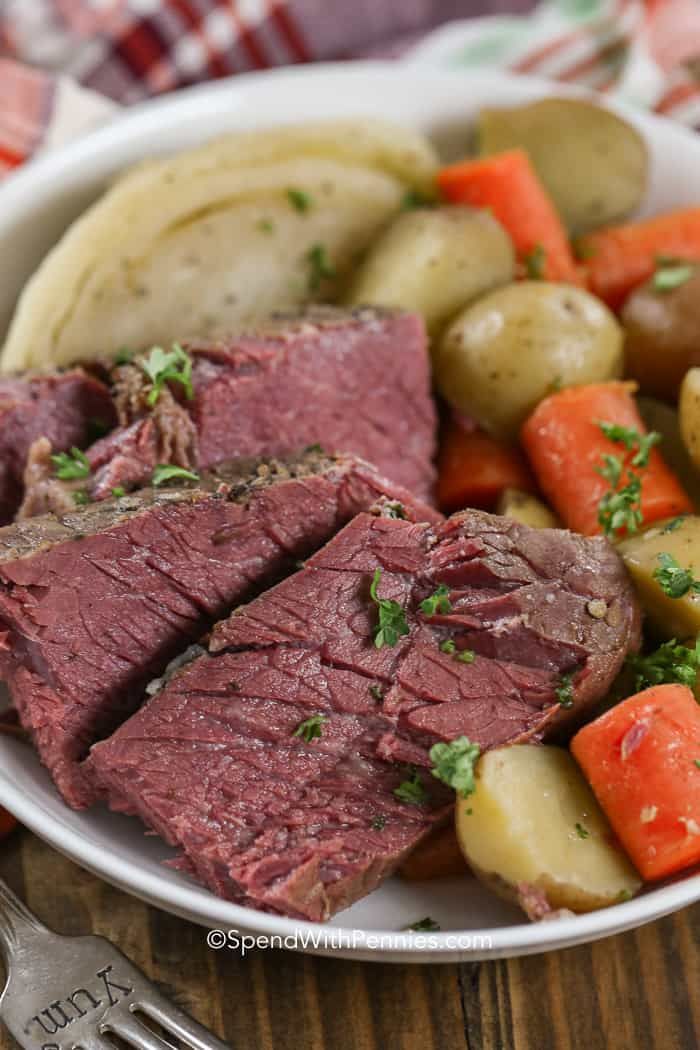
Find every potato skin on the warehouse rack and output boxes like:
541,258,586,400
455,745,641,914
638,396,700,508
680,367,700,475
345,206,514,337
436,282,624,439
478,98,647,235
618,514,700,639
622,270,700,402
496,488,560,529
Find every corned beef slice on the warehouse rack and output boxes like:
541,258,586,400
88,510,639,920
0,370,115,522
90,306,436,501
0,452,438,809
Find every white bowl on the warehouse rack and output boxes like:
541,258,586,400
1,62,699,962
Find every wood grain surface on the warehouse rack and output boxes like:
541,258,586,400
0,827,698,1050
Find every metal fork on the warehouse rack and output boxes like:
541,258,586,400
0,877,230,1049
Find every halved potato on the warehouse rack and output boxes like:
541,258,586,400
345,206,514,337
455,745,641,913
497,488,560,529
477,98,647,235
0,120,438,372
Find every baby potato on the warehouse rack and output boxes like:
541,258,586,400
456,745,641,914
344,206,514,337
638,396,700,508
618,514,700,639
622,268,700,402
435,282,623,439
477,98,647,235
680,367,700,474
496,488,560,529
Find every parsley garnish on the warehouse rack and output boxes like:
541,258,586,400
73,490,90,506
293,713,326,742
429,736,481,798
695,760,700,769
595,421,661,538
384,501,406,520
662,516,688,534
306,243,336,293
151,464,200,487
140,344,194,406
304,443,324,454
257,217,275,233
555,673,575,708
523,243,546,280
406,917,440,932
401,189,434,211
394,770,427,805
287,188,313,213
628,638,700,691
440,639,456,655
653,552,700,599
114,348,134,365
653,259,694,292
371,814,386,831
112,487,126,499
369,568,409,649
456,649,475,663
420,584,452,616
573,238,596,261
51,447,91,480
597,422,661,468
369,684,383,702
575,822,589,839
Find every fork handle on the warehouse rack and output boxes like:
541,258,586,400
0,877,47,959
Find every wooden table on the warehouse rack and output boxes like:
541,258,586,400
1,827,698,1050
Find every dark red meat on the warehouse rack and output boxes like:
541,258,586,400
0,370,115,522
0,452,437,808
89,510,639,920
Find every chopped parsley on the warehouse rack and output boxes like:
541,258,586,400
72,490,90,506
695,760,700,770
383,501,406,520
304,443,324,454
429,736,481,798
112,487,126,499
371,814,386,831
575,822,590,840
653,552,700,599
456,649,475,664
151,464,200,487
627,638,700,691
594,421,661,538
597,471,643,537
400,189,435,211
114,347,134,365
662,516,688,534
369,684,383,702
572,238,596,262
617,888,633,902
140,344,194,406
406,917,440,932
555,673,575,708
393,770,428,805
653,259,694,292
293,713,326,742
420,584,452,616
369,568,409,649
440,639,456,655
51,447,91,480
306,243,336,293
597,422,661,468
257,217,275,234
523,243,546,280
287,188,313,213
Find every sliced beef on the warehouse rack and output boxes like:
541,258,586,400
0,370,115,523
0,452,438,809
88,510,639,920
21,307,436,516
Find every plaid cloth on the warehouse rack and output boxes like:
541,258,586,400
1,0,700,180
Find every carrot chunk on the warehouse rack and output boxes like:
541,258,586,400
572,685,700,881
520,381,693,536
579,207,700,310
437,149,580,284
437,422,535,513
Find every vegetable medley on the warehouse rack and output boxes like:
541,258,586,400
357,96,700,922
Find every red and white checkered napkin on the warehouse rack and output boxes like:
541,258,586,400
2,0,700,180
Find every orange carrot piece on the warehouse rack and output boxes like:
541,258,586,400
579,207,700,310
437,149,580,284
572,684,700,882
437,422,535,514
398,823,468,881
520,381,693,536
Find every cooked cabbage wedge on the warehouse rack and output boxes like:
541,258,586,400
455,745,641,913
0,120,438,371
